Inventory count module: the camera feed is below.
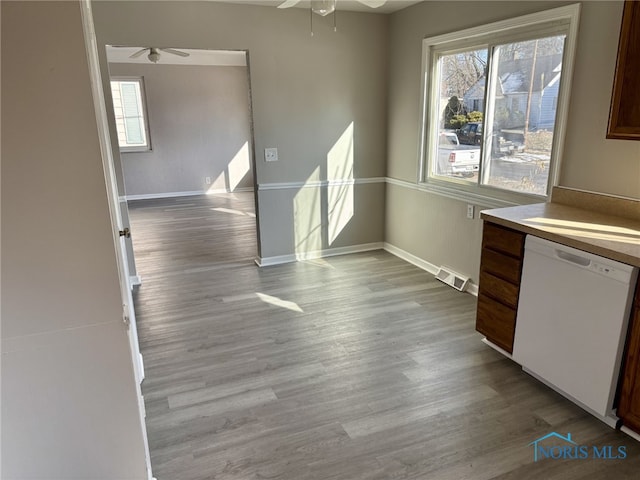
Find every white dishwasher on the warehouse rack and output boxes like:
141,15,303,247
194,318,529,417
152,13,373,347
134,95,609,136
513,235,638,425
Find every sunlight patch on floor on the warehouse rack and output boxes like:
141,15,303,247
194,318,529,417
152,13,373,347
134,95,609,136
256,292,304,313
211,207,254,217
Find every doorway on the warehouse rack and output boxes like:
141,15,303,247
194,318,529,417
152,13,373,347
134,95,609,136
105,46,257,203
101,44,261,474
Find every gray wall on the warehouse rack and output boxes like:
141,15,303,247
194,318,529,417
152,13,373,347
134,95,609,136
1,1,147,478
93,1,389,259
109,63,254,197
386,1,640,284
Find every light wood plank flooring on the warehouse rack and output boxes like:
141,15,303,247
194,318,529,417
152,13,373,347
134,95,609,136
129,193,640,480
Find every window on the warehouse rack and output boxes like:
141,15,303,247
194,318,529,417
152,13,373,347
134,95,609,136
419,5,580,206
110,78,151,152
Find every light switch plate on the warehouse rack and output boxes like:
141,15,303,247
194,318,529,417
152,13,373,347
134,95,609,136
264,148,278,162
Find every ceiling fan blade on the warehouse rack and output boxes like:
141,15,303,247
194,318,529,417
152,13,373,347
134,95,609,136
278,0,301,8
356,0,386,8
129,48,148,58
160,48,190,58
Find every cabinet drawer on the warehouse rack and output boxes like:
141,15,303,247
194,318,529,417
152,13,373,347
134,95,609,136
481,248,522,285
479,270,520,309
482,222,525,258
476,293,517,353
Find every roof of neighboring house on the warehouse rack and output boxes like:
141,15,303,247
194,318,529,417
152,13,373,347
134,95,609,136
464,54,562,99
498,54,563,94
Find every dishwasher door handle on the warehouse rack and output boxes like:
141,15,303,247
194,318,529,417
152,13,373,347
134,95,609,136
555,249,592,267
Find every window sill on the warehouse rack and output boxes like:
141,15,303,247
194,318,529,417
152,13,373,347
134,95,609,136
417,177,547,209
120,147,152,154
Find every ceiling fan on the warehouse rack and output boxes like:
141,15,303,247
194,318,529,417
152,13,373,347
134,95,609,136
278,0,387,17
127,47,190,64
278,0,387,35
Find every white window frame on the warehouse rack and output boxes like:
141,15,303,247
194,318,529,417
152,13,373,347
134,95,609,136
110,77,152,153
417,4,580,208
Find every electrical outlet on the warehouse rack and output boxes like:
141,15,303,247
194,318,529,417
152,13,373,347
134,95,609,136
205,177,211,185
264,148,278,162
466,204,475,219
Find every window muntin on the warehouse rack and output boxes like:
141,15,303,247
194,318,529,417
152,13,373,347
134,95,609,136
110,78,151,152
419,5,580,206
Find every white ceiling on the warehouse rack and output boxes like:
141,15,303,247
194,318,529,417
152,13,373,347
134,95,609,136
214,0,423,14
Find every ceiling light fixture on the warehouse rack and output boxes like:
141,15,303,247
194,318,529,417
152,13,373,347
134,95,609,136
310,0,337,36
311,0,336,16
279,0,388,36
147,48,161,63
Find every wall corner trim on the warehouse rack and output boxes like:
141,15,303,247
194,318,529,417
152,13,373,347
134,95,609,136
256,242,384,267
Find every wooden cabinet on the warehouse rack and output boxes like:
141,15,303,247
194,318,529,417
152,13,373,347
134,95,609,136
617,281,640,431
476,222,526,353
607,0,640,140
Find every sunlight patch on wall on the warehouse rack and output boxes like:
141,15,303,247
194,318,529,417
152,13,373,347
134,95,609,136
327,122,354,245
256,292,304,313
210,171,228,191
294,167,322,256
208,141,251,193
228,141,251,191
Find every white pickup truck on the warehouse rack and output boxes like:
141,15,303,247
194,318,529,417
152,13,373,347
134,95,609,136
437,132,480,177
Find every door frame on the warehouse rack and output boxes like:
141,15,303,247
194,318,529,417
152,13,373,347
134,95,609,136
79,1,153,479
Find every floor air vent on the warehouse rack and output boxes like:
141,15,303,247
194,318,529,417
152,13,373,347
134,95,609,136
435,266,469,292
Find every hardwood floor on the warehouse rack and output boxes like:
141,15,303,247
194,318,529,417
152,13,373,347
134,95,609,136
129,193,640,480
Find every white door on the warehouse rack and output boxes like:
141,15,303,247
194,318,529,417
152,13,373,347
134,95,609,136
79,3,144,387
80,2,153,478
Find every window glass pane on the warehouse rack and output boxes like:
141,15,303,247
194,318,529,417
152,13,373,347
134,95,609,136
110,79,149,150
482,35,566,195
433,48,487,181
120,83,145,145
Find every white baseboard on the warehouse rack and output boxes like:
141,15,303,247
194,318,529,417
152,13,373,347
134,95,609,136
383,242,439,275
125,187,253,201
258,177,386,191
383,242,478,296
256,242,384,267
255,254,297,267
257,241,479,296
129,275,142,289
621,426,640,443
